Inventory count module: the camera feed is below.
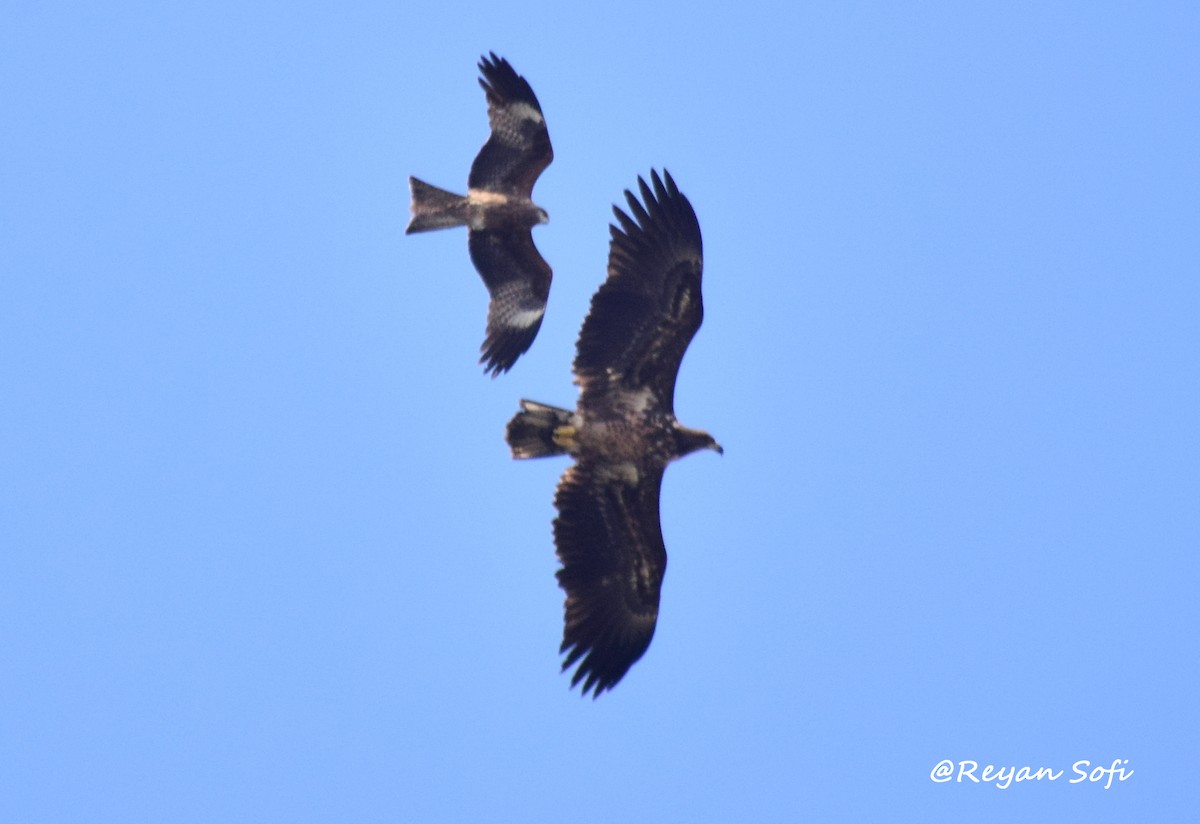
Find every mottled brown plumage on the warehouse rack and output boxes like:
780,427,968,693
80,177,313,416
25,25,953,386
505,170,721,697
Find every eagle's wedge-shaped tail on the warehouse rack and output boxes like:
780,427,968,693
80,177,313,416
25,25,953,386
406,177,470,234
506,400,575,458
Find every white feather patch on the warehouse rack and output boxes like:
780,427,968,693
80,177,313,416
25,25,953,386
508,102,544,124
596,462,639,485
505,306,545,329
623,386,657,415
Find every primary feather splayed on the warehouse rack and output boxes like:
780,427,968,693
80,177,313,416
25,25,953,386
506,170,721,697
407,53,554,376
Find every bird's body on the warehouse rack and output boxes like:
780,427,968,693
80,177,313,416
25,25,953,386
407,181,548,234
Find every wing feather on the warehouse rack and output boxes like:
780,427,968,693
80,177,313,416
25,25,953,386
469,53,553,196
468,229,550,375
574,170,704,414
553,464,667,698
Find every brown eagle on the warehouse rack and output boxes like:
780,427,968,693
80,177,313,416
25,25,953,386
406,53,553,376
505,170,722,697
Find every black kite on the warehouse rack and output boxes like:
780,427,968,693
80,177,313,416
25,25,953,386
407,53,553,376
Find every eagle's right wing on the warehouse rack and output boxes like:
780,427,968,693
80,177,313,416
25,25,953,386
553,463,667,698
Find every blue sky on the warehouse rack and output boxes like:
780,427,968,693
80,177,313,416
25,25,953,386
3,2,1197,821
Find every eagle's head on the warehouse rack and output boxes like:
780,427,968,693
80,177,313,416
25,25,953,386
673,424,723,459
535,206,549,225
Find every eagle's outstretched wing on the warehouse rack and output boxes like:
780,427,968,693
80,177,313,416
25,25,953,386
469,53,554,197
553,464,667,698
573,169,704,414
469,228,551,375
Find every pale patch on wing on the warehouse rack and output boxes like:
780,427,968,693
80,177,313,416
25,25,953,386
504,306,545,329
506,101,544,126
630,556,657,596
619,386,657,415
594,461,639,485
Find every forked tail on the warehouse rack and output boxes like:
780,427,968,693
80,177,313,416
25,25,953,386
506,400,576,458
406,177,470,233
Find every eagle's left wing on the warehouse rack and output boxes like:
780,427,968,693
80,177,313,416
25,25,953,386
469,53,553,198
574,170,704,415
468,228,550,375
553,463,667,698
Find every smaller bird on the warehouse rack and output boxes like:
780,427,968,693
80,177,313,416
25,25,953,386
506,170,722,697
407,53,554,376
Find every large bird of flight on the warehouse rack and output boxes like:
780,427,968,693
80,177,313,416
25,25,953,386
506,170,721,697
406,53,554,376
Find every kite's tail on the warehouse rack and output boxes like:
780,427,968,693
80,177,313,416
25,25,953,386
506,400,576,459
406,177,469,233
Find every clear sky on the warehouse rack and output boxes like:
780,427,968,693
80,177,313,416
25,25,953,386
3,2,1197,821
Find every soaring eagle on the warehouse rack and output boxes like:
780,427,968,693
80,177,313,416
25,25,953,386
505,170,722,697
406,53,554,376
